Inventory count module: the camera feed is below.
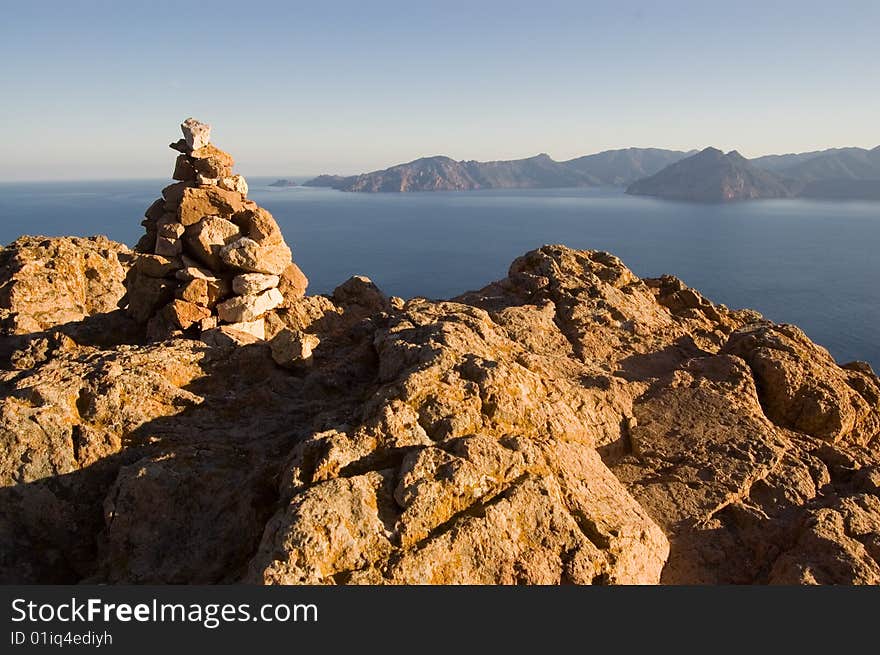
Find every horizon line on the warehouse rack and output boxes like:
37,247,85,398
3,142,878,184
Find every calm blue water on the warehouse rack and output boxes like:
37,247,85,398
1,179,878,369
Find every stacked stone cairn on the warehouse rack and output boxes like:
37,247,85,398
122,118,308,344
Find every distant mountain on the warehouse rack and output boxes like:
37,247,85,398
303,174,355,188
776,147,880,182
339,156,483,192
268,179,297,187
752,146,880,199
466,153,591,189
626,147,798,202
303,148,693,192
306,154,586,192
750,150,831,172
304,145,880,200
563,147,696,186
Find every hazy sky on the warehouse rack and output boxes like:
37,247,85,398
1,0,878,180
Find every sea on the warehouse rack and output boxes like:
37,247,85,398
1,178,878,370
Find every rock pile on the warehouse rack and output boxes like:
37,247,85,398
122,118,308,343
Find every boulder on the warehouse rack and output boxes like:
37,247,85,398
332,275,387,312
724,324,880,445
0,236,131,334
769,494,880,584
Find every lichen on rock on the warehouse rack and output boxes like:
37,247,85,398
1,126,879,586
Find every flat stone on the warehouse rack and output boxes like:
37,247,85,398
232,273,279,296
219,237,291,276
224,318,266,340
181,118,211,150
178,186,247,227
216,288,283,323
183,216,241,269
174,256,217,281
175,266,216,282
169,138,188,153
201,320,265,347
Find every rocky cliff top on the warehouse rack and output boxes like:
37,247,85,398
1,125,879,585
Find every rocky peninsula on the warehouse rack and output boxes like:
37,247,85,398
307,145,880,201
305,149,692,192
1,121,879,585
626,147,798,202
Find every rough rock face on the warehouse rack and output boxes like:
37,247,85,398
122,118,308,343
0,236,131,335
1,229,879,585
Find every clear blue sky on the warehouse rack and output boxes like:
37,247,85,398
1,0,878,180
